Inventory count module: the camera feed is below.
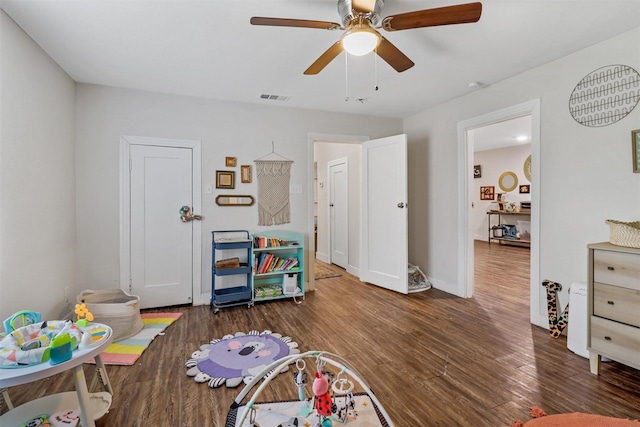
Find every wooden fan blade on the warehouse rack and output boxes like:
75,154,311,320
250,17,341,30
304,41,344,75
382,2,482,31
376,37,414,73
352,0,377,13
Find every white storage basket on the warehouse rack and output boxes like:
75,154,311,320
606,220,640,248
77,288,143,342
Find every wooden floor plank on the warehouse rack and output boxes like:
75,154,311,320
3,240,639,425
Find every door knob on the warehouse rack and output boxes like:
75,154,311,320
180,206,203,222
397,202,404,208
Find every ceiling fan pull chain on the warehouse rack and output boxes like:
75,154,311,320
374,47,379,91
344,53,349,102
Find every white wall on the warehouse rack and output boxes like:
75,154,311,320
74,84,401,302
404,27,640,321
314,141,362,275
473,144,532,240
0,11,76,321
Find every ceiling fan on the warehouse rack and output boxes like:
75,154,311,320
250,0,482,75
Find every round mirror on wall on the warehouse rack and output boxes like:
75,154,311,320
523,155,532,182
498,171,518,192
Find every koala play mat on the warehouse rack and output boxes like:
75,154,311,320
185,330,299,388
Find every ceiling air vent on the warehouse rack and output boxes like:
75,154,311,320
260,94,291,102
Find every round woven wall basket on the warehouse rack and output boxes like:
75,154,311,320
606,220,640,249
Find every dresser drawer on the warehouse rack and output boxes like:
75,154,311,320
590,316,640,368
593,249,640,291
593,282,640,327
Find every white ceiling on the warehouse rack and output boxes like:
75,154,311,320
1,0,639,120
472,115,531,152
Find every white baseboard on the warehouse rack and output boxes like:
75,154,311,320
315,252,329,263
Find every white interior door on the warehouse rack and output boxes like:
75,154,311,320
361,134,408,294
329,158,348,269
130,144,194,308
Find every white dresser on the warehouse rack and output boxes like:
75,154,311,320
587,242,640,374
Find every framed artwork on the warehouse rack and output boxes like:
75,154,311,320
241,165,252,183
216,170,235,189
633,129,640,173
473,164,482,179
480,186,495,200
225,156,237,167
519,184,530,194
216,195,254,206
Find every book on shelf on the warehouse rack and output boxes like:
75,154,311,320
254,255,299,274
258,254,273,274
284,258,298,270
254,285,283,299
214,238,251,243
253,236,290,248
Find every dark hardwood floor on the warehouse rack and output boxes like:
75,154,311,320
3,241,640,425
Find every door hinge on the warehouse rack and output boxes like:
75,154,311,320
129,277,132,293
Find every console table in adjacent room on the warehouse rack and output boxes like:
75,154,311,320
486,210,531,247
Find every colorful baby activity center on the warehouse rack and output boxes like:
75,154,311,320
0,307,114,427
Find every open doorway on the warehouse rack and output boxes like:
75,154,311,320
312,141,361,269
470,116,532,309
457,100,546,328
307,133,368,291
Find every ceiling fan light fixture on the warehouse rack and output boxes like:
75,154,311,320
342,26,380,56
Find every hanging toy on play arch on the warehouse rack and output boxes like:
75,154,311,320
312,358,337,427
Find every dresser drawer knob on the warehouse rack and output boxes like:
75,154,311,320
607,300,615,305
607,266,615,271
604,336,612,341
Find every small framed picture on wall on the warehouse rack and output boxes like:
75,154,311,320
632,129,640,173
519,184,530,194
240,165,252,183
480,186,495,200
216,170,235,189
473,164,482,178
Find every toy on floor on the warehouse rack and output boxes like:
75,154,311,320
228,351,395,426
49,409,81,426
17,408,80,427
542,280,569,338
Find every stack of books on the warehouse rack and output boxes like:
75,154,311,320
254,254,299,274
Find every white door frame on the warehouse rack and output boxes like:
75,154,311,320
457,100,545,328
119,135,204,305
307,133,369,291
328,157,349,268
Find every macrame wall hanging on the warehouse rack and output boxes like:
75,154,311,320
254,143,293,226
